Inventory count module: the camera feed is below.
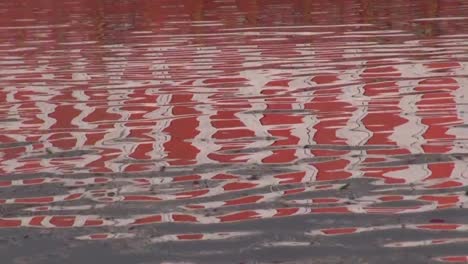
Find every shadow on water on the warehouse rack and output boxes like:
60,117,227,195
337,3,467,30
1,0,468,263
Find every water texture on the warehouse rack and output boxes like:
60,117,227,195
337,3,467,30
1,0,468,263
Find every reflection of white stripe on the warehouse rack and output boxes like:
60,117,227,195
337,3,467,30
76,233,135,240
36,99,57,173
24,204,107,212
384,63,427,182
192,91,219,165
228,69,273,163
385,237,468,248
70,90,101,171
1,96,28,172
40,216,54,228
151,231,253,243
337,65,370,179
73,216,88,227
451,62,468,146
292,97,318,183
72,91,96,130
449,62,468,179
146,93,172,165
306,224,399,236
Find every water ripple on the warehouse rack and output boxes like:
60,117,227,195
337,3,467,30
1,0,468,263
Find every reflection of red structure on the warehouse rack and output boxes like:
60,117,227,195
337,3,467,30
416,64,461,180
309,223,468,237
0,0,466,177
0,198,463,229
434,256,468,263
1,3,468,261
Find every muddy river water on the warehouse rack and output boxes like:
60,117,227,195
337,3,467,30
1,0,468,263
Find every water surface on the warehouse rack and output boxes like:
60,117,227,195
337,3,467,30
1,0,468,263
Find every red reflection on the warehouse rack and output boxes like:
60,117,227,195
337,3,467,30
0,1,468,261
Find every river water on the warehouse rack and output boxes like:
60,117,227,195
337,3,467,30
1,1,468,263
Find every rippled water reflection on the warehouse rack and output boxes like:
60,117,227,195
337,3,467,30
1,0,468,263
